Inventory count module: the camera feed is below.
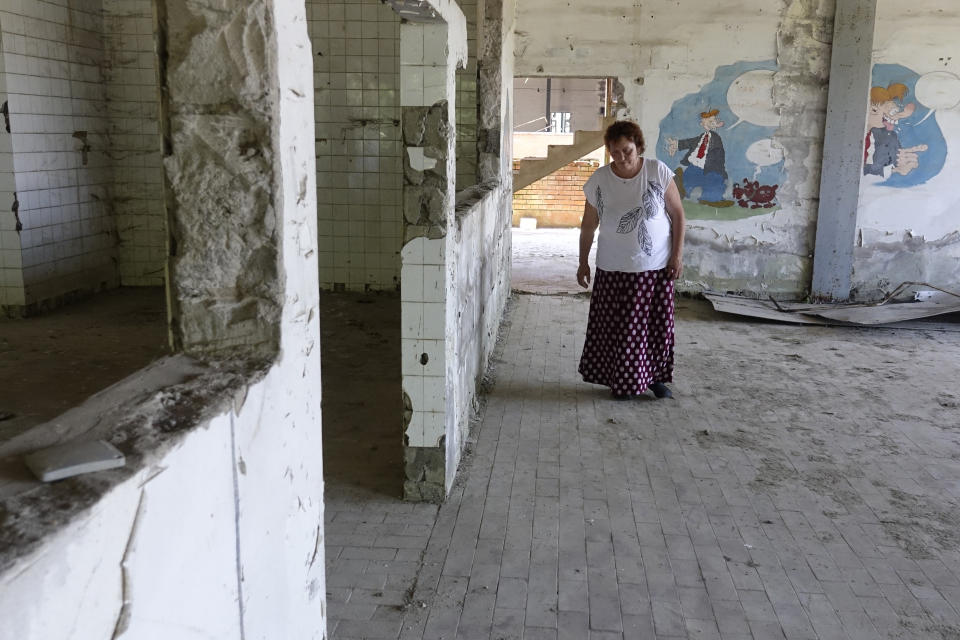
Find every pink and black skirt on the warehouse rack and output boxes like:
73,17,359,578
578,268,675,396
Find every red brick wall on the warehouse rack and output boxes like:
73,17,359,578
512,160,599,228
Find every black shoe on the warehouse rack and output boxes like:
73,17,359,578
649,382,673,399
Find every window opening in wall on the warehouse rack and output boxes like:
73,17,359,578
550,111,572,134
511,77,614,294
0,2,169,442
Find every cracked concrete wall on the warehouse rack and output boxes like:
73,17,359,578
513,0,835,296
161,0,283,357
851,0,960,299
442,0,514,492
0,1,326,637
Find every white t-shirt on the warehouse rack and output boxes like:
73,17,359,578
583,159,674,273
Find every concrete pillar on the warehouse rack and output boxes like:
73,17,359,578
811,0,877,301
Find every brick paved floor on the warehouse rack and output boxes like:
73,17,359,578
327,293,960,639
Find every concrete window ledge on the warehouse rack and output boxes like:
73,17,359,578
454,178,502,218
0,353,267,580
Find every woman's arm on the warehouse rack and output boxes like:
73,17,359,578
664,180,686,280
577,201,599,288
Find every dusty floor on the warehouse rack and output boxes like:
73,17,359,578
323,231,960,639
319,290,404,499
0,287,169,442
511,228,593,295
326,292,960,640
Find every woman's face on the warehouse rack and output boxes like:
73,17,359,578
608,137,640,173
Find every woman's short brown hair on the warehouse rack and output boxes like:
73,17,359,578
604,120,645,154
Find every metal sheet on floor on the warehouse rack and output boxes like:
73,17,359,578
702,291,960,329
807,292,960,325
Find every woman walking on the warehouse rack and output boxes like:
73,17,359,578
576,120,686,399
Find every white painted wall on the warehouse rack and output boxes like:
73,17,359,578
443,0,515,490
447,187,512,487
0,2,326,637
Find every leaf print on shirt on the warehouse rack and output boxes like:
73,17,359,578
639,180,665,256
615,181,664,257
595,184,605,221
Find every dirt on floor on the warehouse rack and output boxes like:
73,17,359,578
674,296,960,562
318,290,403,498
0,288,169,442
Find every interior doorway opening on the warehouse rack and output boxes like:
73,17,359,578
308,0,405,498
510,76,614,295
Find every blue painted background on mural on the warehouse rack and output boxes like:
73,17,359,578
656,60,783,198
869,64,947,188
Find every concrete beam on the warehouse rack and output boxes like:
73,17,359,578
811,0,877,301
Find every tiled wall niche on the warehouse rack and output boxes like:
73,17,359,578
309,0,404,292
2,0,117,309
455,0,477,191
0,0,164,314
308,0,480,292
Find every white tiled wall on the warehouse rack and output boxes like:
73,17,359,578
401,236,447,448
400,22,449,107
454,0,477,191
103,0,164,287
0,31,24,308
0,0,165,311
1,0,118,307
308,0,403,291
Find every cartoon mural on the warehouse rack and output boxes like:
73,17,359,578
864,83,928,177
856,64,958,243
657,61,785,220
861,65,949,188
666,109,732,208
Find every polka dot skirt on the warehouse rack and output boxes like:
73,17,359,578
578,268,675,396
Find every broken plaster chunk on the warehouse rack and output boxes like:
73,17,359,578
24,439,126,482
407,147,438,171
402,107,429,145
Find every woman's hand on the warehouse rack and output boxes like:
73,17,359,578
577,263,591,288
666,255,683,280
